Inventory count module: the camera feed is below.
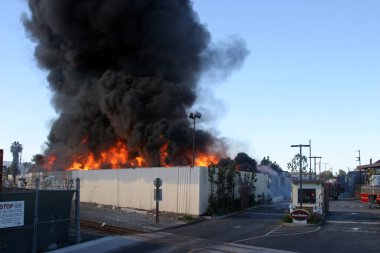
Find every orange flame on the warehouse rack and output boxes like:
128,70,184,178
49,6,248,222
195,153,219,167
45,139,221,170
68,140,134,170
160,142,170,167
44,154,57,171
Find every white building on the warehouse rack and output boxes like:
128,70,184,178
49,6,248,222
27,166,290,215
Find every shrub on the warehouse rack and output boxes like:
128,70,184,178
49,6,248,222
281,214,293,223
307,213,323,224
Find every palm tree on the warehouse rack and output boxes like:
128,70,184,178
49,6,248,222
10,141,23,183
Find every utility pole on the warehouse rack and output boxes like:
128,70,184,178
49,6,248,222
310,156,322,180
356,150,361,166
323,163,329,171
291,144,310,208
309,140,312,180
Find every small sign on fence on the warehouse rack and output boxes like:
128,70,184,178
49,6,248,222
0,201,24,228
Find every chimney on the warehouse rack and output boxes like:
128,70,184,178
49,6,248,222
370,158,372,164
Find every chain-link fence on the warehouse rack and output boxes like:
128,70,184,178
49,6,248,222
0,177,80,253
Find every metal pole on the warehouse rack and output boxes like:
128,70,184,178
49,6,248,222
357,150,361,166
155,187,159,224
309,140,312,180
291,144,310,209
32,178,40,253
299,146,303,208
192,118,195,167
314,157,317,179
310,156,322,180
75,178,81,244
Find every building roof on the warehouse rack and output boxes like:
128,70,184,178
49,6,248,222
292,179,324,185
356,160,380,170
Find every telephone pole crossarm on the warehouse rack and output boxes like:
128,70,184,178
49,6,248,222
310,156,322,179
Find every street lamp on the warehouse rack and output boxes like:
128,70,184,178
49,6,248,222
189,111,202,167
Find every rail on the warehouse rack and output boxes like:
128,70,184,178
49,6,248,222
80,219,142,235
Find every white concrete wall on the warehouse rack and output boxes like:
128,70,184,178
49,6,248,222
26,168,285,215
71,167,207,215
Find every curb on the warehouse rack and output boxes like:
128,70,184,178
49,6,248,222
281,221,322,227
161,216,208,231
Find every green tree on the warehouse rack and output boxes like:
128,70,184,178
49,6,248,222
234,152,257,172
319,170,334,181
10,141,23,183
260,156,283,174
337,169,347,177
287,154,308,173
207,161,238,215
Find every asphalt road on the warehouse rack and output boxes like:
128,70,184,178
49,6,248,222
237,195,380,253
55,194,380,253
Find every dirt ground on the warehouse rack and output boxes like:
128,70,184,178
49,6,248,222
79,202,189,232
69,202,199,244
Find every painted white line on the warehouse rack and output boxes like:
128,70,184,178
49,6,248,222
269,226,321,237
245,212,284,216
326,220,380,225
232,225,283,243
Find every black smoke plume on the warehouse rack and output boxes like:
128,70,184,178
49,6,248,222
24,0,248,170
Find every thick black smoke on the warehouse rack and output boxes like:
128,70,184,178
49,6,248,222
24,0,248,170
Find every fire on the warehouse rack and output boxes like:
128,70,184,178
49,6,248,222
45,139,221,170
160,142,170,167
68,140,141,170
45,154,57,171
195,153,219,167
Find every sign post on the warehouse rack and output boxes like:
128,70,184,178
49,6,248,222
154,178,162,224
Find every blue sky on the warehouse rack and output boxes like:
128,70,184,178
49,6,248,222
1,0,379,173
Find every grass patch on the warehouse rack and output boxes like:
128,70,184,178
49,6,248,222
281,214,293,223
179,214,194,222
307,213,323,224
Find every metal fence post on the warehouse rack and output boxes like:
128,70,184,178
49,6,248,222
75,178,81,244
32,178,40,253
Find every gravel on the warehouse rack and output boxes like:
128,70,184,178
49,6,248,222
79,202,189,232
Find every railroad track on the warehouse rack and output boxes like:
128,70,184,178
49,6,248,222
80,219,143,235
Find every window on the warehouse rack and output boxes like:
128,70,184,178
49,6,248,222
298,188,316,204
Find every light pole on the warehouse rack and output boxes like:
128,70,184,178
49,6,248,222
189,111,202,167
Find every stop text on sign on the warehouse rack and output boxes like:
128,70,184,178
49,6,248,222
0,203,14,209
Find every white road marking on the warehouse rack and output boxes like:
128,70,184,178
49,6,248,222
232,225,283,243
232,224,322,243
245,212,284,216
326,220,380,225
